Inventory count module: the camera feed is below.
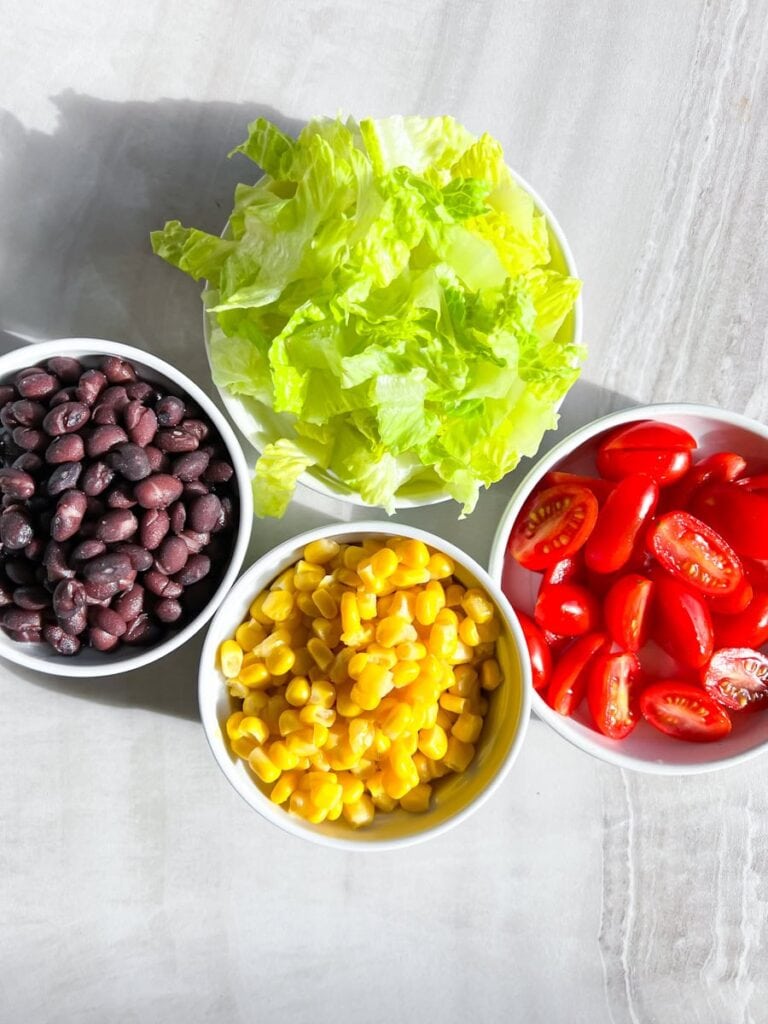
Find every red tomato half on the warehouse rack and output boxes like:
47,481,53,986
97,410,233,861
743,558,768,591
735,474,768,494
712,591,768,649
663,451,747,510
703,648,768,712
546,632,609,716
599,421,697,452
691,483,768,561
640,681,732,742
603,574,654,652
584,474,659,574
707,576,754,616
597,447,692,486
587,651,640,739
646,511,743,596
543,471,615,504
514,611,552,692
534,582,601,637
542,553,583,587
508,484,598,571
652,574,714,669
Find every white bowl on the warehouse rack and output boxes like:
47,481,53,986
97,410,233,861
488,402,768,775
202,168,582,511
0,338,253,678
199,521,531,849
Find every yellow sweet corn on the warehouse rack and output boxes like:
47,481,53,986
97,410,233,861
400,782,432,813
219,639,243,679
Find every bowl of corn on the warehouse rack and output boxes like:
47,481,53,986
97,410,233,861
198,522,531,849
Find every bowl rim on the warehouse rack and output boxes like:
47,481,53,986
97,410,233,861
488,400,768,775
198,519,532,850
0,337,253,678
202,164,583,510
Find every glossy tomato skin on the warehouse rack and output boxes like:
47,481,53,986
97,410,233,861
584,474,659,574
640,681,732,742
703,647,768,711
652,574,714,669
543,471,615,504
691,483,768,561
662,451,747,511
706,576,754,616
743,558,768,591
603,573,654,652
534,582,601,637
587,651,641,739
508,484,599,571
599,421,697,452
514,610,552,692
712,591,768,649
542,629,570,657
597,447,692,486
546,632,609,716
542,552,584,587
735,474,768,494
646,510,744,596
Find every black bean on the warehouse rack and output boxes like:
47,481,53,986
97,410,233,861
49,387,77,407
47,462,82,496
114,543,153,572
42,402,90,436
0,468,35,500
1,509,33,549
107,443,151,481
105,483,137,509
95,509,138,543
45,434,85,464
0,405,18,429
155,536,188,576
44,624,81,655
59,607,87,636
71,539,107,563
6,559,37,585
125,381,157,404
144,569,182,598
2,607,43,632
0,581,13,607
89,606,127,638
100,356,137,384
126,405,157,447
85,425,128,457
13,426,46,451
51,489,87,542
123,613,161,646
11,400,46,427
92,404,118,425
168,500,186,534
83,579,122,605
188,494,222,533
17,372,59,400
114,584,144,621
81,461,114,496
75,369,107,405
0,384,16,406
52,578,86,618
155,598,182,623
172,450,210,482
12,452,43,474
23,538,45,562
155,428,198,453
45,357,83,384
13,585,50,610
178,530,210,554
203,459,234,484
155,395,185,427
82,552,134,588
43,541,75,582
216,496,234,532
174,554,211,586
134,474,183,509
144,446,168,472
180,419,209,443
89,627,120,652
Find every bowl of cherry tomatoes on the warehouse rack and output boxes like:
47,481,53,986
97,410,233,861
489,403,768,774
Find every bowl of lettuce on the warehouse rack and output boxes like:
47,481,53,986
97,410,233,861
151,115,582,518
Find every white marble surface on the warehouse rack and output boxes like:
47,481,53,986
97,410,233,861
2,2,768,1021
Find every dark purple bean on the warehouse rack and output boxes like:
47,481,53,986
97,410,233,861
1,509,33,549
125,381,158,404
169,501,186,534
46,462,82,496
45,433,85,464
0,581,13,607
183,480,209,498
203,459,234,485
114,543,153,572
13,585,50,610
216,496,234,532
95,509,138,543
85,424,128,457
0,404,18,428
53,579,86,618
51,489,87,542
0,468,35,500
2,607,43,631
23,538,46,562
59,607,87,635
14,366,43,385
11,400,46,427
139,508,170,550
49,387,77,407
144,446,168,472
46,357,83,384
43,401,90,436
92,403,118,426
189,493,222,534
0,384,16,406
12,426,46,451
89,606,127,638
155,395,185,427
114,584,144,621
134,474,183,509
126,405,157,447
17,372,59,400
107,443,151,481
99,385,130,410
44,624,81,655
155,598,182,624
75,369,107,405
5,559,37,585
105,483,137,509
144,569,183,599
83,579,121,605
13,452,43,474
172,450,209,482
155,428,198,453
43,541,75,582
174,554,211,586
82,552,133,588
71,539,106,563
100,356,137,384
155,536,188,575
89,627,120,652
123,613,161,646
180,419,209,443
81,461,114,496
178,530,210,554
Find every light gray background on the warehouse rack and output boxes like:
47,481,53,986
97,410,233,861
2,2,767,1022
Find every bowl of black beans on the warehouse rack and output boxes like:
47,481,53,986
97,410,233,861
0,338,252,676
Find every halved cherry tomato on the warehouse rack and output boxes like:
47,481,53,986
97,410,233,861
646,511,743,596
706,576,753,616
735,474,768,494
597,447,692,486
703,648,768,711
663,451,747,510
534,582,601,637
542,552,583,587
508,484,598,571
691,483,768,561
599,421,697,453
712,591,768,649
543,471,615,504
542,629,570,657
587,651,640,739
514,610,552,692
546,632,609,716
584,474,659,574
743,558,768,591
652,574,714,669
640,681,732,742
603,574,654,652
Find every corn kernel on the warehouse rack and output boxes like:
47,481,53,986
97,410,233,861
461,588,495,624
311,780,344,811
418,724,448,760
229,681,249,700
248,746,281,783
271,567,296,592
366,644,398,668
477,618,501,643
421,702,439,729
289,790,309,817
435,607,458,627
413,751,433,783
390,566,431,588
285,677,310,707
296,592,319,617
271,771,299,804
243,692,268,716
396,641,427,662
251,628,291,659
428,621,458,659
452,712,483,744
300,704,336,727
356,591,377,620
327,800,344,821
307,637,334,670
445,583,465,607
309,680,336,708
442,737,475,773
382,767,413,800
249,593,273,624
310,749,332,772
392,659,421,688
440,692,467,714
337,773,365,804
400,782,432,813
261,590,294,622
480,658,502,691
312,723,329,748
415,589,441,626
219,639,243,679
265,645,296,676
327,742,360,771
343,794,375,827
238,661,270,688
427,552,454,579
286,729,318,758
386,591,416,621
348,717,376,754
226,711,244,740
235,620,266,652
269,740,300,771
397,539,431,569
304,538,340,565
311,586,338,619
370,546,399,579
231,736,256,758
278,709,304,736
239,716,269,744
381,702,413,739
329,648,355,685
340,591,364,644
336,685,362,718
